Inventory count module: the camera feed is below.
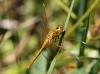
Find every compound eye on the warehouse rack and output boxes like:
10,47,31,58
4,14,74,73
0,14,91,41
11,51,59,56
56,26,60,29
56,27,58,29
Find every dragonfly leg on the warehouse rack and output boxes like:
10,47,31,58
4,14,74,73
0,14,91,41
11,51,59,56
53,35,60,42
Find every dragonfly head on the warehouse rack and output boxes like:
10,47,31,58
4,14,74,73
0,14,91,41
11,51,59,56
56,26,63,33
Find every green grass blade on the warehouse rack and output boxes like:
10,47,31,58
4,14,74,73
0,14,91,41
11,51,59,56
47,56,56,74
78,14,90,68
79,14,90,56
76,0,86,40
63,0,75,31
86,60,98,74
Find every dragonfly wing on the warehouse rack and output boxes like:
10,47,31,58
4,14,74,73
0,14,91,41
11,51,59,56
61,40,74,51
40,19,46,44
40,4,50,45
60,40,79,60
41,4,50,35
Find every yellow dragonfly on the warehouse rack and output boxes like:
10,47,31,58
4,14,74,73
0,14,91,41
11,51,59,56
28,25,63,68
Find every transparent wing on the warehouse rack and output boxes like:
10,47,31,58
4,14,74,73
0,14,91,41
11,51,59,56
41,4,50,35
60,40,79,60
40,19,46,45
61,40,74,51
40,4,50,44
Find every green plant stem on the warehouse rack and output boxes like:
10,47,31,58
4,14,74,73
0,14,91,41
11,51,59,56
78,14,90,68
76,0,86,40
63,0,75,31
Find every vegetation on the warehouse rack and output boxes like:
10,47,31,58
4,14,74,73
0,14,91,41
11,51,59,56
0,0,100,74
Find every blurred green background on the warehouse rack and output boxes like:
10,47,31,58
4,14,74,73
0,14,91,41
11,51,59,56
0,0,100,74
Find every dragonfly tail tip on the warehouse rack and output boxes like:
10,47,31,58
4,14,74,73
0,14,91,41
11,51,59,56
27,65,30,69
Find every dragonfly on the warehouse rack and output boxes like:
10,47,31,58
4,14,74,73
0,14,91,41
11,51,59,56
28,25,63,68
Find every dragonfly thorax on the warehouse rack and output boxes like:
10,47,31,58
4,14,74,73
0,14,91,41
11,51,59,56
50,26,63,40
